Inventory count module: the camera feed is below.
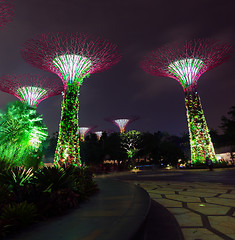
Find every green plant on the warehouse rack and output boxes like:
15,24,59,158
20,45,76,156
0,201,38,234
0,101,48,168
33,166,74,192
0,167,34,202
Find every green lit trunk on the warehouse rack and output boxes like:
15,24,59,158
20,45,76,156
54,85,81,166
185,91,217,164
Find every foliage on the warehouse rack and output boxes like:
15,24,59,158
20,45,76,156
33,166,74,192
0,202,38,234
0,164,97,237
120,130,142,159
80,133,104,165
0,101,48,168
220,106,235,148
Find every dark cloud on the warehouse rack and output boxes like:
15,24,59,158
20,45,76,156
0,0,234,136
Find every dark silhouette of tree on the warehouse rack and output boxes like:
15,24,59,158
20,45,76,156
220,106,235,150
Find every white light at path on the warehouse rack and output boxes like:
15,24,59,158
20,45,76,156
53,54,92,83
168,58,204,85
17,86,47,107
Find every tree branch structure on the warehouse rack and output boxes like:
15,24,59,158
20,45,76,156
106,117,138,134
79,126,96,142
141,39,232,163
0,0,14,28
21,32,121,166
0,74,64,107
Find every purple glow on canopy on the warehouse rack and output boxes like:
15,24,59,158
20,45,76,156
105,117,138,133
0,74,64,107
141,39,232,92
21,32,121,88
0,0,14,28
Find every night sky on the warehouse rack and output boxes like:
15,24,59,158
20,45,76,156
0,0,234,136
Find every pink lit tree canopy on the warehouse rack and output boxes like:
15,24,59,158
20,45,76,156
0,74,64,107
141,39,232,163
21,32,121,166
0,0,14,28
106,117,138,134
79,126,96,142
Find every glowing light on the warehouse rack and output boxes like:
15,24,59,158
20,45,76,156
17,86,47,107
28,125,48,148
53,55,92,85
0,101,48,167
114,119,130,133
168,58,204,89
0,74,64,107
141,39,232,164
79,127,91,142
94,131,103,140
21,32,121,167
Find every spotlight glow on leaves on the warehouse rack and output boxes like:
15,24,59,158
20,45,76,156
0,102,48,167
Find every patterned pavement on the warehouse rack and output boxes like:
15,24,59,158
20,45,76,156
132,181,235,240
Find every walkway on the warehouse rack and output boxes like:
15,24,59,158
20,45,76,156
134,180,235,240
8,179,150,240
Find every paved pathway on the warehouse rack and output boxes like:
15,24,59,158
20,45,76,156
130,180,235,240
8,179,150,240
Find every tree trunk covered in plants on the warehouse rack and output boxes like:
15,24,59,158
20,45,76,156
185,91,217,164
54,85,81,166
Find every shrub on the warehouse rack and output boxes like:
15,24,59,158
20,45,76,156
0,201,38,236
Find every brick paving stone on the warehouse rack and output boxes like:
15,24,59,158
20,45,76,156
148,193,162,199
187,203,230,215
209,216,235,238
182,228,224,240
205,198,235,207
219,194,235,199
167,208,203,227
165,194,201,202
179,191,216,197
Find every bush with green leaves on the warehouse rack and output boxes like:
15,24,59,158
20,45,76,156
0,101,48,168
0,164,98,237
0,201,38,235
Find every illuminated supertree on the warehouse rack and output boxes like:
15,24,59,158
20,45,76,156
79,126,96,142
21,33,121,166
0,0,14,28
106,117,138,134
94,131,103,140
141,39,232,163
0,74,64,107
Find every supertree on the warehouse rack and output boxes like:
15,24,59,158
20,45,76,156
106,117,138,134
141,39,232,163
0,74,64,107
21,32,121,166
94,131,103,140
79,126,96,142
0,0,14,28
